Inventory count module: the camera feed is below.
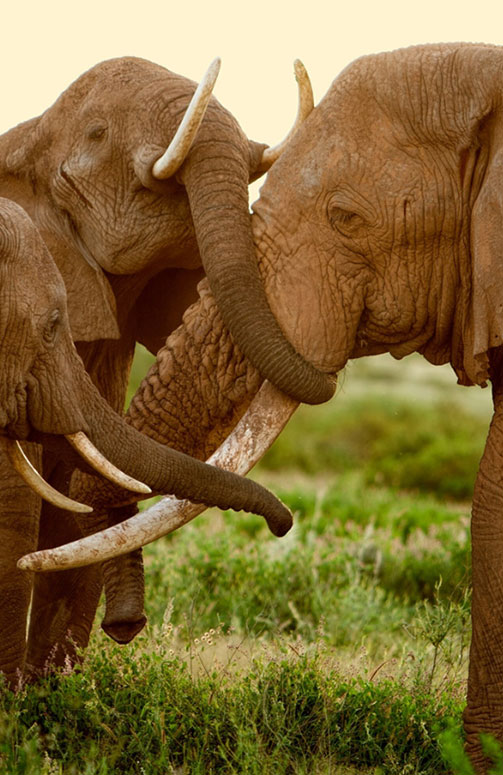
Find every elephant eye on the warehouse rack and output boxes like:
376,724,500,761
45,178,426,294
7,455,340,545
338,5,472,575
87,124,107,141
327,204,364,236
43,309,61,345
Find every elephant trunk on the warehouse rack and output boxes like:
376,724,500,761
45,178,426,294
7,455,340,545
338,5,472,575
101,535,146,643
19,381,299,572
181,145,335,406
66,349,292,534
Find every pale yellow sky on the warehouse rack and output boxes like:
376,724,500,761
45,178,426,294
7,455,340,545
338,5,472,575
3,0,503,200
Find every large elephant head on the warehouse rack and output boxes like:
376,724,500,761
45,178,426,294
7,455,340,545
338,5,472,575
251,44,503,388
0,197,292,532
0,57,332,405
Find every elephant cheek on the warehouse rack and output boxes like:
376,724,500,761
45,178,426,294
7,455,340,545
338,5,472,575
25,368,89,437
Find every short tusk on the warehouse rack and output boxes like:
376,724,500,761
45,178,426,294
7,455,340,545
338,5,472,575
17,381,299,572
152,57,221,180
260,60,314,170
6,439,92,514
66,432,151,495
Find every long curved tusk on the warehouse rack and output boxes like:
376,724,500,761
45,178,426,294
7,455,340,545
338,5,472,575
6,439,92,514
260,60,314,170
17,381,299,572
152,58,221,180
66,432,151,495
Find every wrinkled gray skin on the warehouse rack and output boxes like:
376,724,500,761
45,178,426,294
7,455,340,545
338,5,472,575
0,56,315,682
0,198,292,688
90,44,503,773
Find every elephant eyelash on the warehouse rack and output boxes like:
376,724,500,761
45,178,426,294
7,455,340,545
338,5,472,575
333,210,357,224
43,309,61,345
87,125,107,141
327,205,363,235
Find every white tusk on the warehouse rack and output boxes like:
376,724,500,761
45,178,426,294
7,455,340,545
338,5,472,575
260,60,314,170
17,381,299,572
6,439,92,514
66,432,151,495
152,58,221,180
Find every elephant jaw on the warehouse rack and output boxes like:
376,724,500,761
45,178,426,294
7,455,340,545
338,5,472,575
17,380,300,572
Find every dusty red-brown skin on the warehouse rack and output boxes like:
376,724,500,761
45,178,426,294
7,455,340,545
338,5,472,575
0,56,316,685
77,44,503,773
0,197,293,686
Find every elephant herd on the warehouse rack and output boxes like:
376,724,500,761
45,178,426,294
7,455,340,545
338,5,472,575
2,42,503,772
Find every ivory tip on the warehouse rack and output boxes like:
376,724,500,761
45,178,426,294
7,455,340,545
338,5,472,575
7,439,94,514
17,555,39,571
66,432,152,494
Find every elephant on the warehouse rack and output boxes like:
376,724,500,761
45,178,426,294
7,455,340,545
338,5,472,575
30,42,503,773
0,56,328,680
0,197,293,687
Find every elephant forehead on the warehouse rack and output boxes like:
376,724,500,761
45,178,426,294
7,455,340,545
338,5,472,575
0,200,46,263
330,44,498,145
66,57,174,98
261,128,399,206
45,57,190,126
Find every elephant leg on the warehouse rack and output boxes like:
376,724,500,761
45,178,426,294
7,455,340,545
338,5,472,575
24,463,103,680
0,441,41,688
25,515,103,679
464,397,503,773
74,330,148,647
67,464,148,644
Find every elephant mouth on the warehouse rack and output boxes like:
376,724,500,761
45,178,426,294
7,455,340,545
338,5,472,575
62,210,104,273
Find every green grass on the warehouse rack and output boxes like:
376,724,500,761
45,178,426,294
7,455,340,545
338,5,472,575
3,351,496,773
0,648,465,774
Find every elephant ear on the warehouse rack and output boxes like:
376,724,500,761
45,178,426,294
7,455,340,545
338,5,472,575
464,140,503,386
0,120,119,342
41,229,120,342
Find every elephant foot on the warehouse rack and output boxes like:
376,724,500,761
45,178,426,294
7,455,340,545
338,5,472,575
464,692,503,775
101,611,147,644
1,667,24,693
465,736,494,775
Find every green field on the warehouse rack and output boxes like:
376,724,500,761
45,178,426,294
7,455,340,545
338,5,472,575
2,352,499,774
